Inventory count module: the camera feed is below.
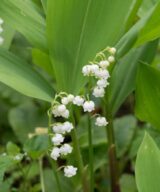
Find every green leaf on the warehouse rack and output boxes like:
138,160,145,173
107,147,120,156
1,24,15,50
114,115,137,158
125,0,143,31
138,0,159,17
135,64,160,129
32,48,54,76
109,40,158,115
0,0,47,50
47,0,134,93
41,0,47,13
6,142,20,156
24,135,49,159
77,115,106,148
0,48,53,102
120,174,137,192
0,156,14,183
135,133,160,192
136,3,160,46
9,102,48,143
116,4,156,57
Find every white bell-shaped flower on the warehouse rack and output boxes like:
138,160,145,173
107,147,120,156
64,165,77,177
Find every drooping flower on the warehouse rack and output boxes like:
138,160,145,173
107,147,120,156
50,147,60,160
108,56,115,63
73,96,84,106
97,79,109,88
93,86,105,98
64,165,78,177
94,68,110,79
63,121,74,133
51,134,64,146
83,101,95,112
98,60,109,69
60,144,73,156
52,105,69,119
95,117,108,126
108,47,116,55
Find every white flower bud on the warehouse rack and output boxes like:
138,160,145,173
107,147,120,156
97,79,109,88
61,97,69,105
83,101,95,112
108,56,115,63
99,60,109,69
60,144,73,156
64,165,77,177
73,96,84,106
93,87,105,98
108,47,116,55
95,117,108,126
67,94,74,102
0,37,4,45
50,147,60,160
52,134,64,145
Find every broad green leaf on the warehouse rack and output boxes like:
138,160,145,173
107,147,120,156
120,174,137,192
116,5,156,57
0,156,14,183
0,0,47,50
0,48,53,102
41,0,47,13
44,169,73,192
1,24,15,50
135,64,160,129
125,0,143,31
9,102,48,143
32,48,54,76
24,135,49,159
6,142,20,156
109,40,158,115
47,0,134,93
138,0,159,17
135,133,160,192
114,115,137,158
136,3,160,46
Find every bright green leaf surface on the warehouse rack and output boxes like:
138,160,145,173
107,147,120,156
135,64,160,129
47,0,134,93
32,48,54,76
6,142,20,156
0,156,14,183
136,3,160,46
109,41,158,115
9,102,48,143
0,49,53,102
0,0,47,50
114,115,137,158
135,133,160,192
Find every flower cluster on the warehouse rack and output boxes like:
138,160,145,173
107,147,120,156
0,18,4,45
50,94,77,177
82,47,116,98
49,47,116,178
49,91,108,178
